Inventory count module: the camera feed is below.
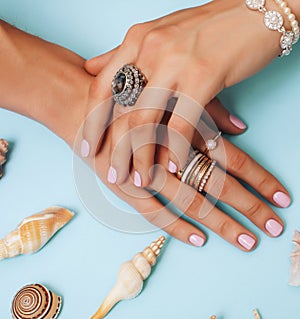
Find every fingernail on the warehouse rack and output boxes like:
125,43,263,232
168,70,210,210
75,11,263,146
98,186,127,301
134,171,142,187
229,114,247,130
265,219,283,237
168,160,178,173
273,191,291,208
81,139,90,158
107,166,117,184
189,234,205,247
238,234,256,250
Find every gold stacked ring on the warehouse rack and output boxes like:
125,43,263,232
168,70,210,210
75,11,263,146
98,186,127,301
177,150,217,194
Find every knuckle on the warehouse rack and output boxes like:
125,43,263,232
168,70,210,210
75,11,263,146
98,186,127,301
228,152,250,172
168,117,191,136
256,175,273,191
217,219,233,238
143,26,176,49
125,23,145,42
244,201,264,219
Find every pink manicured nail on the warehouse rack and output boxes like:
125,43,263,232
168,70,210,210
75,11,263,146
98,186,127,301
134,171,142,187
265,219,283,237
189,234,205,247
81,139,90,158
273,191,291,208
229,115,247,130
168,160,178,173
107,166,117,184
238,234,256,250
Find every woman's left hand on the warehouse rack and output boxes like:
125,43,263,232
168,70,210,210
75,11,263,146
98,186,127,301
81,0,279,187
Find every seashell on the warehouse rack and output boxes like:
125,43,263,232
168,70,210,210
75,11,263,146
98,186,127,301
254,309,261,319
289,230,300,286
91,236,166,319
0,138,9,178
12,283,62,319
0,206,73,261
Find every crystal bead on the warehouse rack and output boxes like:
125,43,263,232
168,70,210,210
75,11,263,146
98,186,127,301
264,11,284,30
280,31,294,48
245,0,265,10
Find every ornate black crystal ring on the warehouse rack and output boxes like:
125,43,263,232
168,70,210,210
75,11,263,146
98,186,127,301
112,64,148,106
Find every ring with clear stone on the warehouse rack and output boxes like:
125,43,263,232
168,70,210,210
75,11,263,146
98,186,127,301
112,64,148,106
204,131,222,155
245,0,299,56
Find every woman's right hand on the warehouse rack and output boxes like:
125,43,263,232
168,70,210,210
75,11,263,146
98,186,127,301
75,108,290,251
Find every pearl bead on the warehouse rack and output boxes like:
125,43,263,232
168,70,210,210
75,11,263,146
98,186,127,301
280,2,287,9
291,20,298,27
288,13,295,21
284,7,291,15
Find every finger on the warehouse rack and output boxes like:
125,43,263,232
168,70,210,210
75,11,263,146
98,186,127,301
193,128,291,208
149,163,257,251
81,47,137,158
84,46,119,75
205,165,284,237
108,110,132,185
203,98,247,134
129,86,173,187
167,94,204,173
100,170,207,247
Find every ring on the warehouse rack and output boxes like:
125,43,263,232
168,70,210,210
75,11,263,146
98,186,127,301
204,131,222,154
112,64,148,106
177,149,216,194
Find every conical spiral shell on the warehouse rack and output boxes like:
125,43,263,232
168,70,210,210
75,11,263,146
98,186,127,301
0,206,73,260
11,284,62,319
91,236,166,319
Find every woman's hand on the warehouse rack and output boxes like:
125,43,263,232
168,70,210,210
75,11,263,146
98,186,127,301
78,111,290,251
82,0,281,187
0,20,291,251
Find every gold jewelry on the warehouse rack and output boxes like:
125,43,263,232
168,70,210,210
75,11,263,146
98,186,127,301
177,149,216,194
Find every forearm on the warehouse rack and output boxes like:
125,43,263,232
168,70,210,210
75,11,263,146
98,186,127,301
0,20,92,146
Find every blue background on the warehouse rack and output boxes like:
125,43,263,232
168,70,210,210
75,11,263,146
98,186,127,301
0,0,300,318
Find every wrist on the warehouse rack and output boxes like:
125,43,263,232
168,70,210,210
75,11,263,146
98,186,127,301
0,20,92,147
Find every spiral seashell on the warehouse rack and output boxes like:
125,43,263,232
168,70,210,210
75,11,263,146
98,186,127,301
0,206,73,261
0,138,8,178
91,236,166,319
12,284,62,319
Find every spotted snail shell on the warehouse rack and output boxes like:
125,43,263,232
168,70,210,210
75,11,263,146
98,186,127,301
0,138,8,178
11,284,62,319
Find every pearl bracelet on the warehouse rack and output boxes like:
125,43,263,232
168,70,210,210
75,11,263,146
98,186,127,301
245,0,299,56
274,0,300,44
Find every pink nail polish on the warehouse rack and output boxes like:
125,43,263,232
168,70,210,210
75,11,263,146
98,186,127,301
134,171,142,187
265,219,283,237
189,234,205,247
81,139,90,158
238,234,256,250
273,191,291,208
107,166,117,184
229,115,247,130
168,160,178,173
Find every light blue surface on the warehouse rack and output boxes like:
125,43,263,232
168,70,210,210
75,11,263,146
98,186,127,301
0,1,300,318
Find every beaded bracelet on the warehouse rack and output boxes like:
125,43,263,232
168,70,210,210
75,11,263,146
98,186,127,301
245,0,299,56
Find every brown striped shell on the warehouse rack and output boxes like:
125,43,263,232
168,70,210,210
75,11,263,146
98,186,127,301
11,284,62,319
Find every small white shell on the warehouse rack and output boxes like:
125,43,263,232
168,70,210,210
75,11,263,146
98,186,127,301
91,236,166,319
